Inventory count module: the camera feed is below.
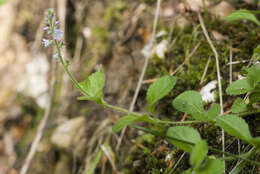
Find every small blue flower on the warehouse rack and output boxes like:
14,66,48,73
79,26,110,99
44,17,49,22
53,28,63,41
43,27,49,31
53,53,59,59
55,21,59,25
42,38,51,47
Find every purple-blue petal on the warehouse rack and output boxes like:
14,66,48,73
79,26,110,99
53,28,63,41
43,27,49,31
53,53,59,59
42,38,51,47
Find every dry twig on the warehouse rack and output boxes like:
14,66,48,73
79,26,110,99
19,60,57,174
198,13,225,158
116,0,162,151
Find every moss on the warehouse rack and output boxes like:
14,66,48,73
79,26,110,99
129,8,260,172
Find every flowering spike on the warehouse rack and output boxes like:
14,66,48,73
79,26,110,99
42,39,51,47
43,27,49,31
53,28,63,41
53,53,59,59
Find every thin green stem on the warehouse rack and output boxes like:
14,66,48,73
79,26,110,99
156,119,206,125
102,101,143,117
239,109,260,117
54,40,88,96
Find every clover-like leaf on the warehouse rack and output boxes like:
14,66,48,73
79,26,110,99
147,75,176,112
231,98,247,113
225,10,260,26
226,79,253,95
216,114,252,141
195,157,225,174
252,45,260,61
167,126,201,153
192,104,220,122
190,140,208,170
172,91,204,114
249,92,260,103
206,103,221,120
78,66,105,102
247,64,260,88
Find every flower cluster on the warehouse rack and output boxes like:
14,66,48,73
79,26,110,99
42,9,64,52
42,9,65,60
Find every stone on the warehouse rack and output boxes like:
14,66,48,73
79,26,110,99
51,117,85,152
210,1,235,20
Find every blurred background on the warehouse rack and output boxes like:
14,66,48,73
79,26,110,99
0,0,259,173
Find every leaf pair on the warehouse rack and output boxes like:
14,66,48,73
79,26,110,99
172,91,220,121
147,75,176,114
167,126,225,174
216,114,260,149
226,64,260,96
113,75,176,132
78,66,105,103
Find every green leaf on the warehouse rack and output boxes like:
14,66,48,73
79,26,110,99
0,0,6,5
207,104,221,120
181,169,192,174
249,137,260,149
226,79,253,95
112,116,137,133
225,10,260,26
252,45,260,61
192,104,220,121
167,126,201,153
195,157,225,174
147,75,176,112
112,115,155,133
190,140,208,170
78,66,105,102
216,114,252,141
172,91,204,114
247,64,260,87
231,98,247,113
249,92,260,103
85,149,103,174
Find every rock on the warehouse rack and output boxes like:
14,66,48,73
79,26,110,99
16,54,50,108
0,0,16,54
210,1,235,20
54,154,71,174
0,34,31,122
184,0,211,12
174,14,190,29
51,117,86,153
211,30,229,41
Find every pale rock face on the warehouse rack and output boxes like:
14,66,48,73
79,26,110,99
51,117,85,151
175,15,190,29
0,1,15,54
185,0,211,12
200,80,217,103
210,1,235,20
16,54,50,108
